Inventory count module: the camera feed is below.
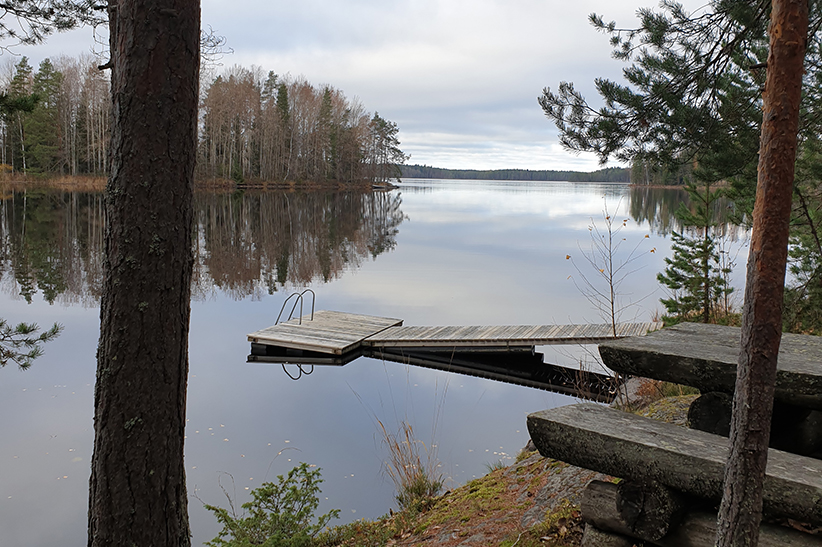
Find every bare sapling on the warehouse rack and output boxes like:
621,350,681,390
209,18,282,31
565,197,654,406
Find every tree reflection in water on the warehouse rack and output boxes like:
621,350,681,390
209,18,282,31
0,189,406,303
629,185,746,241
0,189,105,305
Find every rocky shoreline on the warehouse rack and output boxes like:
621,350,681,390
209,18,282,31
320,390,697,547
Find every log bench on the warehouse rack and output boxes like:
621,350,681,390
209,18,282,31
599,322,822,409
526,403,822,545
599,322,822,455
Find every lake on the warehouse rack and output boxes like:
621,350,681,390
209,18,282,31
0,179,748,545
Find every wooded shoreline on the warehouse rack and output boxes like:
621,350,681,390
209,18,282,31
0,174,682,193
0,176,392,193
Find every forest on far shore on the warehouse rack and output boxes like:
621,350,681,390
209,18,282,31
0,56,406,186
400,164,630,182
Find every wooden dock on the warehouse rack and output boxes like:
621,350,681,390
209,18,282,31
248,310,662,355
247,310,403,355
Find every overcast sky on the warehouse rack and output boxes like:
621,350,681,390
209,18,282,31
11,0,685,171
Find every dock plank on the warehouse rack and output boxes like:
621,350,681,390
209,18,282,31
364,322,662,348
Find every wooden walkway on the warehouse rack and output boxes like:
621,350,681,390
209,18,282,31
248,310,662,355
365,323,660,349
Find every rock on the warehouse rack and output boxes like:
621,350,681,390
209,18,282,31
457,533,487,545
520,462,609,528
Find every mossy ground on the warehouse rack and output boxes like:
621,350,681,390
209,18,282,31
315,452,604,547
317,455,594,547
316,391,698,547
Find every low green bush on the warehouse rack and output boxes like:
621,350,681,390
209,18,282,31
204,462,339,547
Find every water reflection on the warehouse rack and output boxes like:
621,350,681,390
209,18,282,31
193,191,405,299
629,186,687,235
0,190,104,305
2,184,744,307
0,180,750,546
401,179,627,201
629,185,743,238
0,190,405,303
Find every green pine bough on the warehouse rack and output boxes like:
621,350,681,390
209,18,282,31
0,319,62,370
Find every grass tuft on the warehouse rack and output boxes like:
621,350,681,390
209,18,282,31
377,419,444,513
484,459,508,473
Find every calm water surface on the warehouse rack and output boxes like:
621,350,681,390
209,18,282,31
0,180,748,545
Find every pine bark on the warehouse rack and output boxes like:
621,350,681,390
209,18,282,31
715,1,808,546
87,1,200,546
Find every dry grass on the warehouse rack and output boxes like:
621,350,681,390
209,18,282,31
635,378,699,400
0,175,107,192
377,419,444,513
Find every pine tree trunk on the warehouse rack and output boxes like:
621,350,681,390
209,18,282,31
87,1,200,546
715,1,807,545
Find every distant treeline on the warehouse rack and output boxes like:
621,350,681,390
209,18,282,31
400,164,630,182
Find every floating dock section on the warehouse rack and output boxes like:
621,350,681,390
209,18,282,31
248,311,403,355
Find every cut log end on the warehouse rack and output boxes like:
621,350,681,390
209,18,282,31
582,479,687,542
581,523,637,547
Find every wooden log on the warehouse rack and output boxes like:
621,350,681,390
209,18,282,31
770,407,822,457
526,403,822,525
581,480,822,547
582,480,687,541
688,391,733,436
617,480,688,541
598,322,822,409
790,410,822,458
689,393,822,456
582,481,635,537
658,512,822,547
580,524,636,547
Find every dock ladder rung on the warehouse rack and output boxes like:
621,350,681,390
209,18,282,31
276,289,316,325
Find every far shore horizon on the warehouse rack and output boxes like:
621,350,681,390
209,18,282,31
399,163,631,183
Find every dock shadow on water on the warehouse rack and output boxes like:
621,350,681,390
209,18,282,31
250,333,620,404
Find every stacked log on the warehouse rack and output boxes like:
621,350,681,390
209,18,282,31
581,480,820,547
688,392,822,456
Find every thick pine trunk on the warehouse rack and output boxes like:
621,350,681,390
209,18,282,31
87,1,200,546
715,1,807,545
